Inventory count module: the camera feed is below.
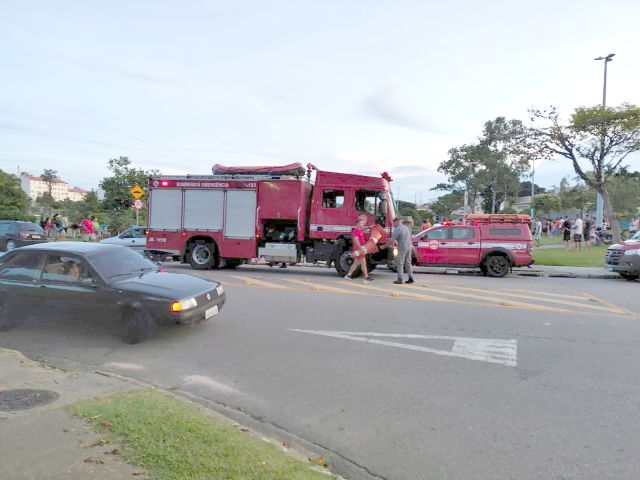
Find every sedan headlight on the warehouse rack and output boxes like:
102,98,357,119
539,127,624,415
393,248,398,257
216,285,224,296
171,297,197,312
624,249,640,256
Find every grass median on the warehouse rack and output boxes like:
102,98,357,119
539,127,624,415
532,244,607,267
69,389,333,480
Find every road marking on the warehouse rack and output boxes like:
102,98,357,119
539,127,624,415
500,288,588,300
228,275,292,290
289,329,518,367
400,284,574,314
283,278,375,296
338,281,492,305
103,362,146,371
182,375,238,394
438,285,623,314
581,291,640,320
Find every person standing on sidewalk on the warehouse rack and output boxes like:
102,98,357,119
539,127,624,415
562,217,572,250
573,214,583,251
583,214,592,251
391,217,414,285
630,216,639,238
533,217,543,247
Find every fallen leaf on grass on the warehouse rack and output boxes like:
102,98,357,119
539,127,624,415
62,429,70,433
84,438,109,448
240,427,249,432
132,472,145,476
282,441,290,449
104,448,120,455
309,455,328,468
100,420,112,428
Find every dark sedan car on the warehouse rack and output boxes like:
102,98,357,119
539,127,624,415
0,220,48,251
0,242,226,343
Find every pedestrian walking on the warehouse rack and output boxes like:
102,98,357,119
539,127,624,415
562,217,572,250
573,214,583,251
344,215,373,281
583,214,592,251
630,216,639,238
391,217,414,285
551,218,559,239
533,217,543,247
81,215,94,242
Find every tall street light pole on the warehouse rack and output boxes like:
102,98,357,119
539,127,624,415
594,53,615,228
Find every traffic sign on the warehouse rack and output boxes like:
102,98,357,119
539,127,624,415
130,185,144,199
133,199,144,210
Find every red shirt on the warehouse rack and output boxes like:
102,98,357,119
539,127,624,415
81,219,94,234
352,227,365,248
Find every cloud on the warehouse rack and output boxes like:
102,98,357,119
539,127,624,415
359,89,438,133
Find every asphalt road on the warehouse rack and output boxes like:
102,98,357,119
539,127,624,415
2,264,640,480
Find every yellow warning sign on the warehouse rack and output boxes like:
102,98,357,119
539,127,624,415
130,185,144,199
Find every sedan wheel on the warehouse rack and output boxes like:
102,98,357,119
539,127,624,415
122,308,154,344
620,272,639,281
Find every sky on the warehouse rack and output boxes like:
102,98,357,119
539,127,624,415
1,0,639,203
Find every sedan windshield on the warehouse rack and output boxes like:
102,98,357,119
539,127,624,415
90,248,158,280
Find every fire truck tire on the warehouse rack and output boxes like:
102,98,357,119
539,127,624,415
122,307,154,344
189,243,218,270
485,254,510,278
335,250,365,277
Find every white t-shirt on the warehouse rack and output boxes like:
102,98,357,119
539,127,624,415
573,218,583,234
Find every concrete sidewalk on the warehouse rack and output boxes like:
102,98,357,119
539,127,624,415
0,348,145,480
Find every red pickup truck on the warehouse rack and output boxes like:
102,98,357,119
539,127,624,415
412,214,533,277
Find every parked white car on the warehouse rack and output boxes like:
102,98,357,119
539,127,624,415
100,227,147,252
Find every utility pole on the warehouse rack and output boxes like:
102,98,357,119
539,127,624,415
594,53,615,227
530,159,535,220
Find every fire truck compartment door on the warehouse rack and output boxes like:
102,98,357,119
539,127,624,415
224,190,257,238
183,189,223,231
149,189,182,230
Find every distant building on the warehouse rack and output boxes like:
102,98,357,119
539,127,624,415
20,173,89,202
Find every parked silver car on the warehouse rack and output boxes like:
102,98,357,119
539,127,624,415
100,227,146,252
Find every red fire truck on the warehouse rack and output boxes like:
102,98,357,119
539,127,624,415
411,214,533,277
145,163,397,275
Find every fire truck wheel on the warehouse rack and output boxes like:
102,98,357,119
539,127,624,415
122,307,154,344
335,250,363,277
189,243,218,270
485,254,510,278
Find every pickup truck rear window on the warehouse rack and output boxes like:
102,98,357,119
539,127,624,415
488,228,522,236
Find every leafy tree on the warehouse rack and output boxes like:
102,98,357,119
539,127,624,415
0,169,30,219
532,194,561,216
40,169,58,215
435,117,533,214
518,181,546,197
431,191,464,218
100,156,157,210
35,192,55,214
526,103,640,241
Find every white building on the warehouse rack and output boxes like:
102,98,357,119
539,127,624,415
20,173,88,202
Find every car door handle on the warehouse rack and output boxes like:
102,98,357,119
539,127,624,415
440,242,447,245
467,241,475,245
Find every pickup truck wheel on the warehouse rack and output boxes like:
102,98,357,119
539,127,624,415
485,255,510,278
619,272,639,281
0,295,17,331
122,308,154,345
189,243,217,270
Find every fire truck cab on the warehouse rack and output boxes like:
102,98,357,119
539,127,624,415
145,163,397,275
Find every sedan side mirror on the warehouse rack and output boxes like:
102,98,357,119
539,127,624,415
79,277,97,288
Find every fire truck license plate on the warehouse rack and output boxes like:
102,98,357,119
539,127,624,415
205,306,219,319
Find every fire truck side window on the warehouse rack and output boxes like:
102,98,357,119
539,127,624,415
322,190,344,208
355,190,380,215
451,228,475,239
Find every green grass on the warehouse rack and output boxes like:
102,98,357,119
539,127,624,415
532,245,607,267
69,389,332,480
